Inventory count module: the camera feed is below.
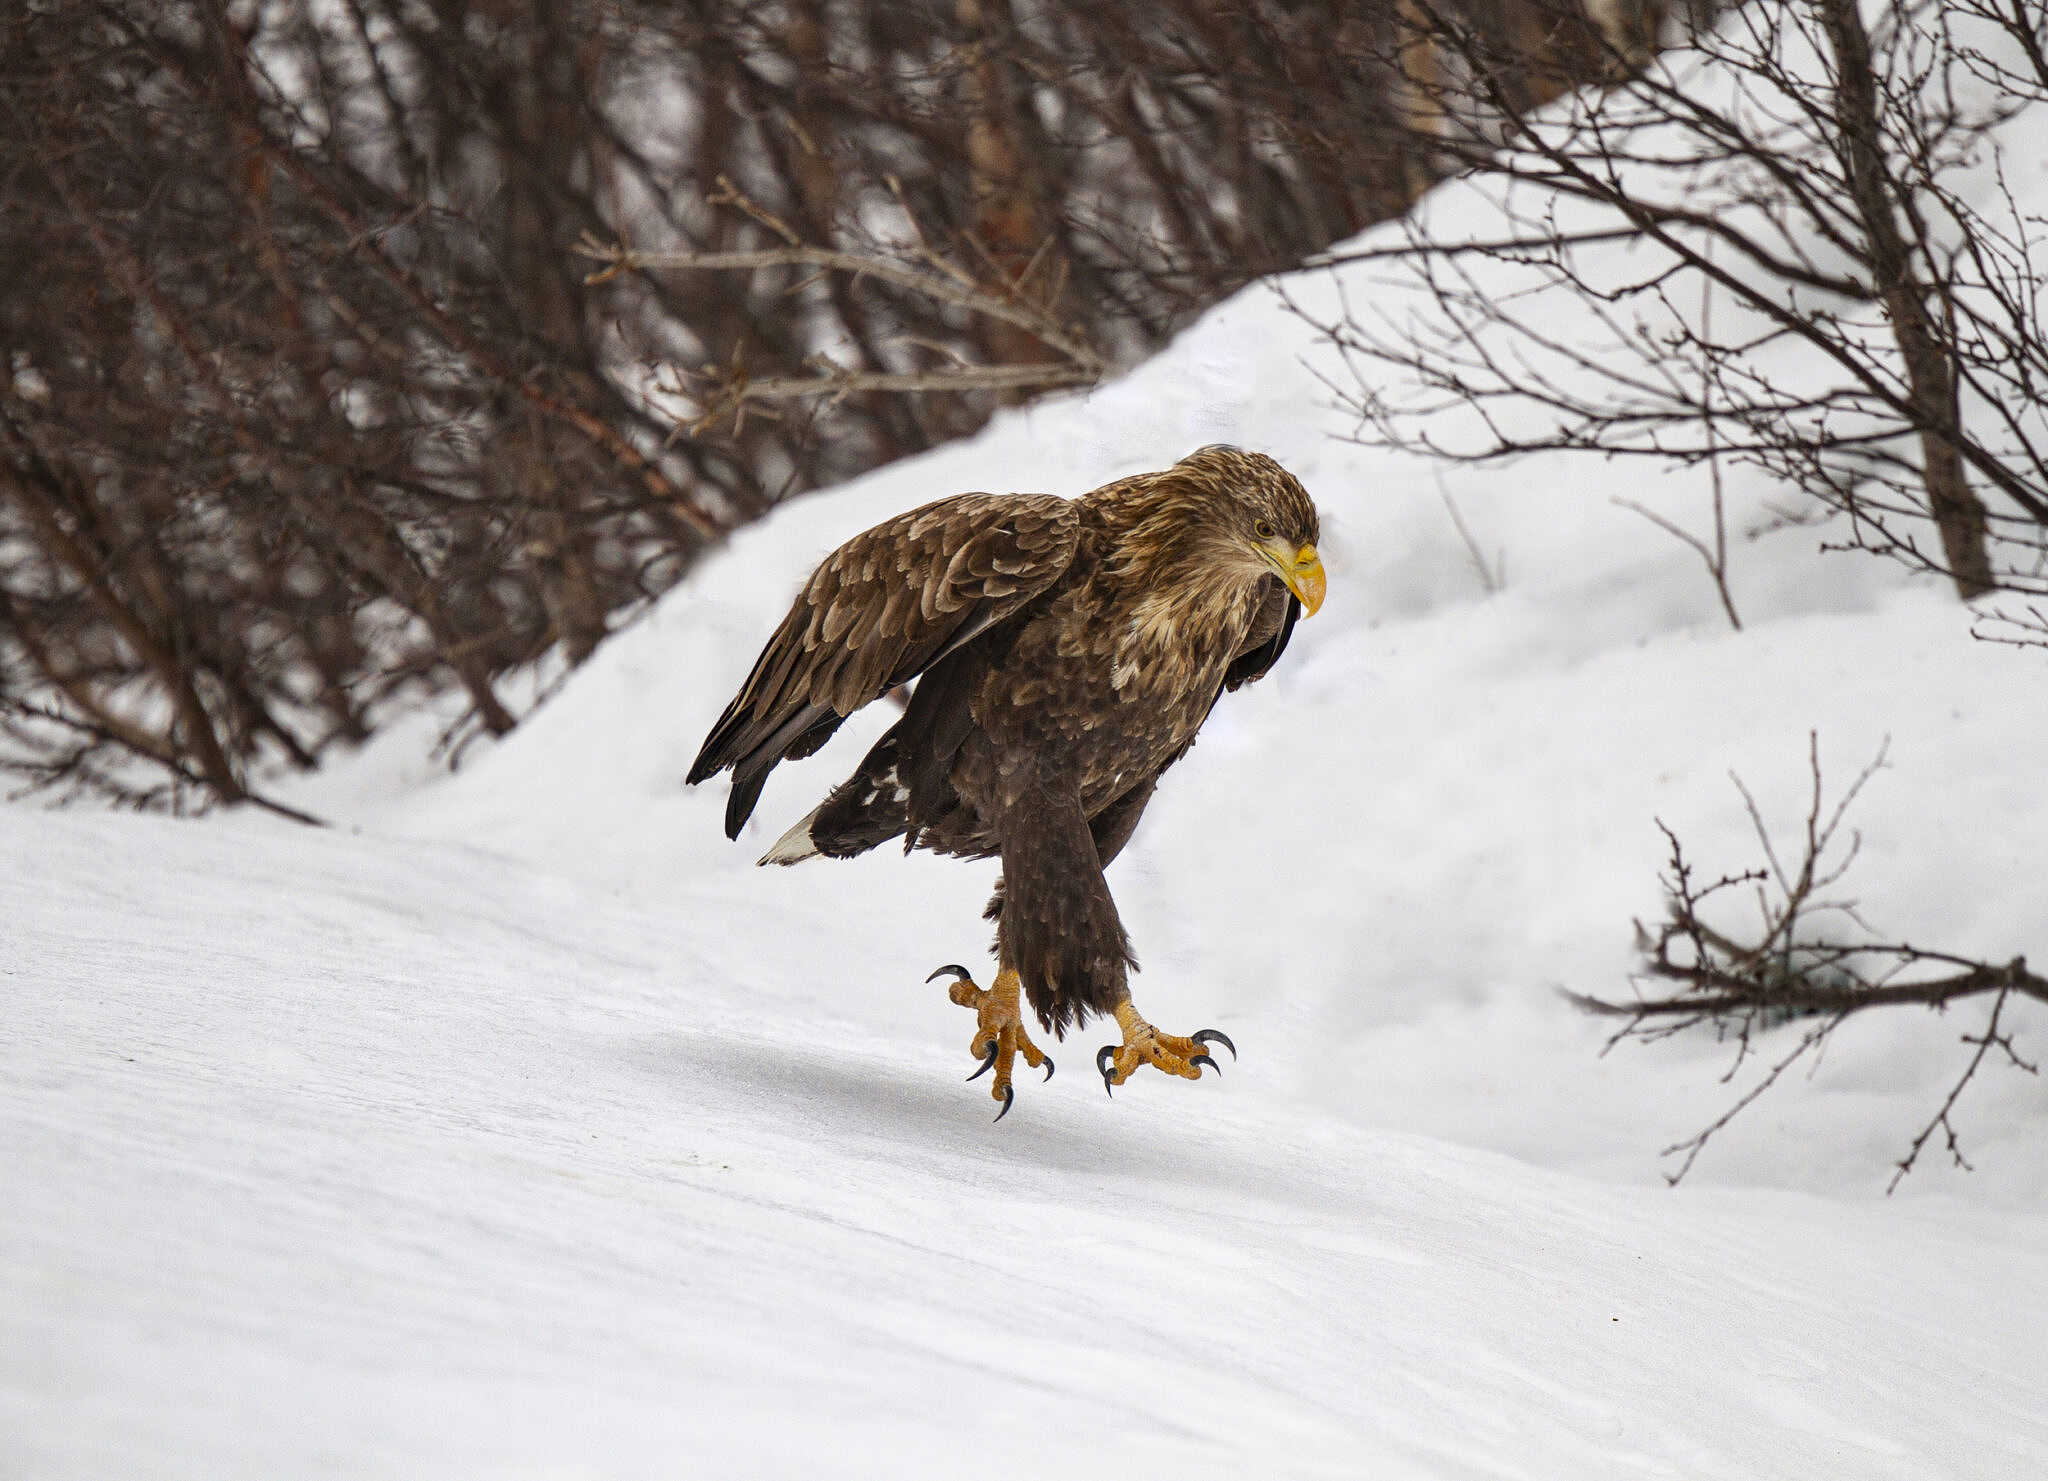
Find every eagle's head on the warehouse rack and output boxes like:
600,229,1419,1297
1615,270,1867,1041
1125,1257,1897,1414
1146,444,1326,618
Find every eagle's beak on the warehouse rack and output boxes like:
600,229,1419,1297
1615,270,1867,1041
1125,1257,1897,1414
1285,544,1326,617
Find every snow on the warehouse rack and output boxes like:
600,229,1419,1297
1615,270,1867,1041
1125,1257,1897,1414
9,36,2048,1481
9,808,2046,1478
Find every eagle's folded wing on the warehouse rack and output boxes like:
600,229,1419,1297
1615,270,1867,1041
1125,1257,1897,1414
688,493,1080,837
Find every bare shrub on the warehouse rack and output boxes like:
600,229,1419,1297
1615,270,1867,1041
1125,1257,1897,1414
1572,734,2045,1189
3,0,1648,810
1291,0,2048,614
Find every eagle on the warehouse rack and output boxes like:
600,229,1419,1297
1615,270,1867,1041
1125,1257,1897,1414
687,445,1326,1119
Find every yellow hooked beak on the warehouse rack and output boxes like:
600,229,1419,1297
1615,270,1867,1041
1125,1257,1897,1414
1261,540,1326,617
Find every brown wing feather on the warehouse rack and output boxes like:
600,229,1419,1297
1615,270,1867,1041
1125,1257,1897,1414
688,493,1079,836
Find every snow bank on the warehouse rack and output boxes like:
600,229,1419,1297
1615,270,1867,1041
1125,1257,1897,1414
7,807,2046,1478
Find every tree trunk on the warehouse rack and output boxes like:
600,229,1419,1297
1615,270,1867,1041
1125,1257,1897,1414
1815,0,1994,599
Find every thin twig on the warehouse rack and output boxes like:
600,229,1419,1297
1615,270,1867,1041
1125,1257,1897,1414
1437,478,1506,593
1568,734,2037,1188
575,235,1103,371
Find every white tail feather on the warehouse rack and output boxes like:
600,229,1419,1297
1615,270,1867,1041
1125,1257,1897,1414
757,806,822,866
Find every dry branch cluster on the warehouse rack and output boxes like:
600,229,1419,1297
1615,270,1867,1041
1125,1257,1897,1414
1295,0,2048,618
1,0,1658,811
1574,736,2045,1189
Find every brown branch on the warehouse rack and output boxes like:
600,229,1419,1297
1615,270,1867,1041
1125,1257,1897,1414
0,434,249,806
663,360,1097,436
0,698,329,828
1889,984,2040,1192
1572,952,2048,1020
574,235,1106,373
1569,734,2041,1188
1610,496,1742,631
142,18,727,544
1436,481,1505,594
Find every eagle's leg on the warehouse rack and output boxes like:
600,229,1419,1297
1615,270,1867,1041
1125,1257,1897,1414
928,964,1053,1121
1095,999,1237,1094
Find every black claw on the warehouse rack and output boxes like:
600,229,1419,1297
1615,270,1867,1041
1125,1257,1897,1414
1192,1028,1238,1061
1190,1053,1219,1076
966,1041,998,1081
1041,1056,1055,1082
927,963,975,985
1096,1045,1118,1096
993,1083,1015,1123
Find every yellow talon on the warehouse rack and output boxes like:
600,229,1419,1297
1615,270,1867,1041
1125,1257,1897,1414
932,965,1052,1120
1096,999,1236,1094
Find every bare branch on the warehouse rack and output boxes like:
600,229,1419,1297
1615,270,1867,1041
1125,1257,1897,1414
1293,0,2048,607
660,360,1098,437
575,235,1105,374
1570,735,2040,1187
1438,480,1507,594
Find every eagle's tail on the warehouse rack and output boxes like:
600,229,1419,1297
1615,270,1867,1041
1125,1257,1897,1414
756,729,912,866
757,806,823,866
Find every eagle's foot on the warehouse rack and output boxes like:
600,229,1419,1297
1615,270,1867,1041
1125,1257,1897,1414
927,964,1052,1122
1095,999,1237,1095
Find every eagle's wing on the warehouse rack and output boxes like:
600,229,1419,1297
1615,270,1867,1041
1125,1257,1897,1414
689,493,1080,838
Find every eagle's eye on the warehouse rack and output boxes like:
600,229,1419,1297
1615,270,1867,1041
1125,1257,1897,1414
1253,518,1274,540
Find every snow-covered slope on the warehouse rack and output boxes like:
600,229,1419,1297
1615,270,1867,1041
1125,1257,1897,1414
11,32,2048,1480
8,806,2047,1478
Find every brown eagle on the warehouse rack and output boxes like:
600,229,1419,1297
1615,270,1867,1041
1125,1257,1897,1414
687,445,1325,1118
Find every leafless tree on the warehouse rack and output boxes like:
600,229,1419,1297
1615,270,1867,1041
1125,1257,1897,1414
4,0,1652,812
1291,0,2048,613
2,1,731,816
1571,734,2045,1189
